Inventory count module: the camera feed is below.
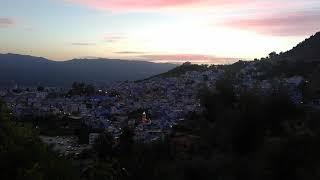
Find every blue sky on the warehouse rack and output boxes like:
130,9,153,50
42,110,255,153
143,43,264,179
1,0,319,64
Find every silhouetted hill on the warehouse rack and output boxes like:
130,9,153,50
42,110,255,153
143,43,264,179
147,62,210,79
154,32,320,80
252,32,320,78
0,53,177,87
282,31,320,61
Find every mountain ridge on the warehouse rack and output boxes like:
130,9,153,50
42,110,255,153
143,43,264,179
0,53,177,87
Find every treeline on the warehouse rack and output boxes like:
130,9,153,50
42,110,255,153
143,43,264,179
253,54,320,79
253,32,320,79
0,100,80,180
185,77,320,180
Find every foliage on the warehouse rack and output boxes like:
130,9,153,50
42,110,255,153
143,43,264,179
93,132,115,160
67,82,95,96
83,160,124,180
37,86,45,92
0,100,80,180
200,77,235,122
253,32,320,79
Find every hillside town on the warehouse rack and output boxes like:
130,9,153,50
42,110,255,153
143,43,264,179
0,61,317,157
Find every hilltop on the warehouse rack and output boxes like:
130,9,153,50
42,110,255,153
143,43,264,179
156,31,320,79
0,54,177,87
252,32,320,79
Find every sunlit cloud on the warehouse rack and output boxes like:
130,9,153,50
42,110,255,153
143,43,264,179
141,54,239,64
63,0,319,13
104,33,127,43
0,18,15,28
114,51,147,54
221,11,320,36
71,42,96,46
64,0,255,12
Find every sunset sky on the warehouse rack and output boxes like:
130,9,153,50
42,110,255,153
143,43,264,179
0,0,319,64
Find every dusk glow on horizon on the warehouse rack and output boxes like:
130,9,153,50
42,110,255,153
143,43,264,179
1,0,319,64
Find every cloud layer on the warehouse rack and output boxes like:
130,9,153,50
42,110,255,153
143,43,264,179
141,54,239,64
65,0,252,11
222,11,320,36
0,18,14,28
71,42,96,46
104,34,127,43
65,0,320,37
114,51,146,54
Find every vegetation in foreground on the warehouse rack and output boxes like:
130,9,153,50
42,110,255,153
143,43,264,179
0,100,80,180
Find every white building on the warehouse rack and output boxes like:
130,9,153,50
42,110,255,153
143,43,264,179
89,133,100,145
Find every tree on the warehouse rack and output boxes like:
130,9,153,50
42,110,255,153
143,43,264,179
68,82,96,96
85,84,95,96
264,87,299,136
77,124,89,144
119,127,135,157
203,75,209,81
200,77,235,122
269,51,278,59
93,132,114,159
37,86,44,92
0,100,80,180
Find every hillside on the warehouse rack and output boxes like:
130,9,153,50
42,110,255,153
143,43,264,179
0,100,80,179
241,32,320,79
0,54,177,87
282,31,320,61
143,62,210,80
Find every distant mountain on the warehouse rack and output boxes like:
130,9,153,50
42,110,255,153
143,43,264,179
0,54,177,87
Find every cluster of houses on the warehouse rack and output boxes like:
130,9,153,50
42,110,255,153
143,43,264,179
0,68,223,144
235,62,305,104
1,62,317,148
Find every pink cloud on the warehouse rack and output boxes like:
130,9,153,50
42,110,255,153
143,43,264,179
65,0,253,11
222,11,320,36
0,18,14,28
141,54,239,64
